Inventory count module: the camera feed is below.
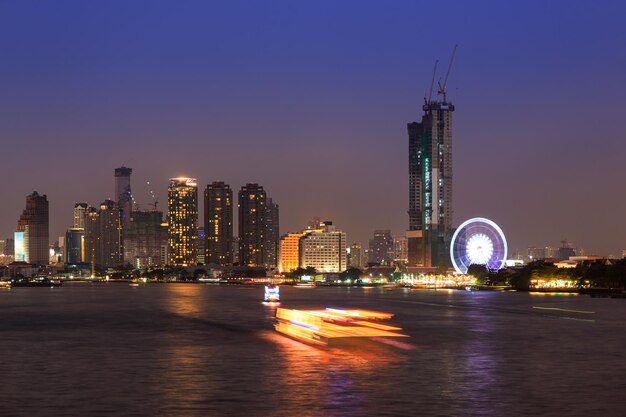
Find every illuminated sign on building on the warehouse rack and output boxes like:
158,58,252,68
14,231,25,262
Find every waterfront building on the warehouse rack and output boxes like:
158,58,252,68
73,203,88,229
238,183,266,267
368,230,394,265
115,167,133,228
204,182,233,266
16,191,49,265
65,228,84,265
299,221,346,273
124,210,167,269
393,236,409,264
347,242,364,269
278,232,306,273
197,227,206,265
264,198,279,269
83,200,124,268
167,178,198,267
407,97,454,267
3,238,14,256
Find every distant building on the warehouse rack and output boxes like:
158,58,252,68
347,243,364,269
115,167,133,228
16,191,49,265
368,230,394,265
3,238,14,256
167,178,198,267
65,228,84,265
393,236,408,264
197,227,206,265
124,210,167,269
278,232,306,273
407,99,454,267
204,182,233,266
299,221,346,273
238,183,266,267
264,198,279,269
557,241,576,261
73,203,88,229
84,200,124,268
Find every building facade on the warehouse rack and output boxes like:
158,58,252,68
299,222,346,273
16,191,49,265
278,232,305,273
83,200,124,268
124,210,167,269
204,182,233,266
65,228,85,265
264,198,279,269
407,100,454,267
238,183,266,267
368,230,394,265
167,178,198,266
115,167,133,228
73,203,88,229
347,242,364,269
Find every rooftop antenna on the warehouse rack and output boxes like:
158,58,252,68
437,44,458,103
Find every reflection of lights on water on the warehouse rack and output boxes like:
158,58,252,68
274,308,408,346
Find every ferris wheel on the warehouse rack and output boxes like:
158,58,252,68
450,217,508,274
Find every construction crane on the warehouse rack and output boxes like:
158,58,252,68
146,181,159,211
437,44,458,103
425,59,439,106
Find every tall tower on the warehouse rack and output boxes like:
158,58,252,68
264,197,279,269
83,201,124,268
204,181,233,266
73,202,88,229
16,191,49,265
167,178,198,266
407,100,454,267
238,183,266,267
115,167,133,227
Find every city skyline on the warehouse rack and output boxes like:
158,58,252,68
1,1,625,256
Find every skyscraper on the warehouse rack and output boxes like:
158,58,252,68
204,182,233,266
115,166,133,227
124,210,167,269
238,183,266,267
347,242,364,269
167,178,198,266
368,230,394,265
407,99,454,267
83,200,124,268
16,191,49,265
73,203,88,229
65,228,85,265
264,198,279,269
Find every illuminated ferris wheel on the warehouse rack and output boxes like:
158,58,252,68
450,217,508,274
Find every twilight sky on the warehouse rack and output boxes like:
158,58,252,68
1,0,625,256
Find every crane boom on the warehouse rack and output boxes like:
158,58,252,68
438,44,458,102
427,59,439,105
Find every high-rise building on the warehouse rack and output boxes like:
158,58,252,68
393,236,409,264
4,238,14,256
124,210,167,269
197,227,206,265
167,178,198,266
368,230,394,265
65,228,85,265
299,221,346,273
204,182,233,266
264,198,279,269
347,242,364,269
83,200,124,268
115,167,133,228
407,97,454,267
278,232,306,273
238,183,266,267
73,203,88,229
16,191,49,265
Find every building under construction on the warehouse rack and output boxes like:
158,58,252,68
407,46,457,267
